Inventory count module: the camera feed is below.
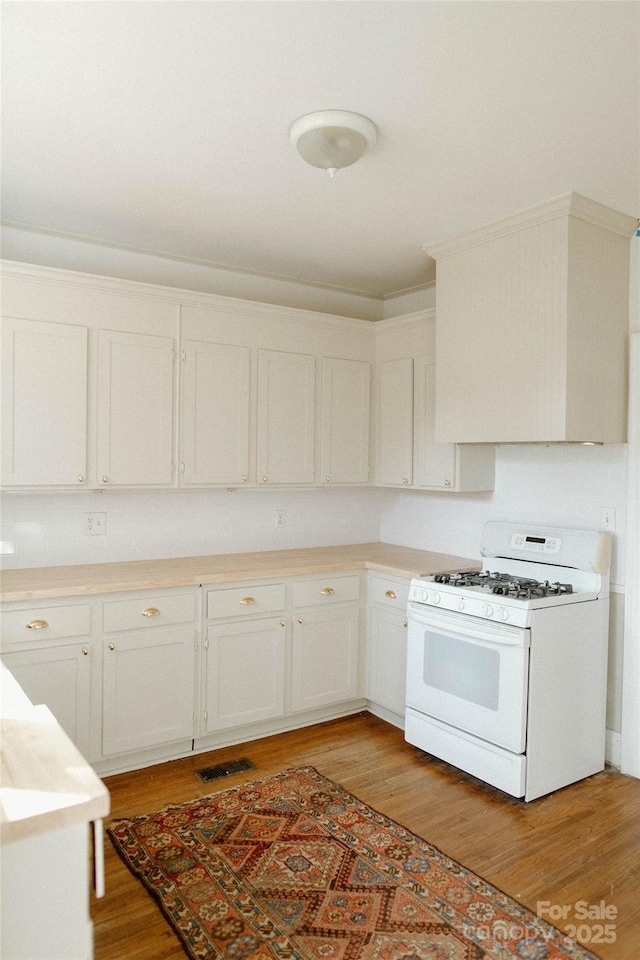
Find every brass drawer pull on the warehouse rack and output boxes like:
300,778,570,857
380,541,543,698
403,620,408,628
385,590,397,600
240,597,256,605
142,607,160,617
26,619,49,630
82,647,89,656
321,587,334,595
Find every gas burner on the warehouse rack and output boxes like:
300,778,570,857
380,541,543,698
434,570,573,599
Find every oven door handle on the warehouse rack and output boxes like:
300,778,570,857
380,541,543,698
407,604,529,647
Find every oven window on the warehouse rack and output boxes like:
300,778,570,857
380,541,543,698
424,633,500,711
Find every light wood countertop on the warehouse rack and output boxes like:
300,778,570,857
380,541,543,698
0,663,110,844
0,542,480,603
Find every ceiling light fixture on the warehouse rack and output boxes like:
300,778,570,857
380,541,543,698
289,110,378,179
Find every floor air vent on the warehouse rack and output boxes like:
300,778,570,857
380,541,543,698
195,758,255,783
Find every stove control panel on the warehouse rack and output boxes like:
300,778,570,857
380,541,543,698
510,533,561,555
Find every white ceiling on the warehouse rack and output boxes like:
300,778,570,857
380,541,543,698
2,1,638,301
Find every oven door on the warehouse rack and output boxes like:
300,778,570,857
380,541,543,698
406,603,530,753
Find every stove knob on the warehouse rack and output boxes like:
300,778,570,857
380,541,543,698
498,606,510,621
432,592,441,605
420,588,429,603
483,603,494,618
457,598,465,611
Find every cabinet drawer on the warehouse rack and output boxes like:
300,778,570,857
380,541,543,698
102,593,196,633
1,603,91,644
369,575,410,611
292,575,360,608
207,583,286,620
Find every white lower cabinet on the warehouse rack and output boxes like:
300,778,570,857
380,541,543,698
0,566,411,775
291,606,360,712
0,599,95,759
204,618,286,731
101,589,196,756
367,574,410,724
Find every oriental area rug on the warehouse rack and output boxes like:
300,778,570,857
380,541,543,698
108,766,600,960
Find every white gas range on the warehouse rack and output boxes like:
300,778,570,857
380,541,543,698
405,522,611,801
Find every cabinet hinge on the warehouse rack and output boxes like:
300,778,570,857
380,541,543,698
180,462,186,473
204,637,209,649
203,709,208,722
181,350,186,362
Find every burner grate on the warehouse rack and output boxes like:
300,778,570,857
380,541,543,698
434,570,573,599
195,758,255,783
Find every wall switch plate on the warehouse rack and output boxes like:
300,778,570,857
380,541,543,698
85,512,106,535
274,510,286,528
601,507,615,531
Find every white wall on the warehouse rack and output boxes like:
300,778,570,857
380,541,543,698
380,443,628,583
0,486,384,569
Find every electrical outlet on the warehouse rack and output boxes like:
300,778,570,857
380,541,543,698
601,507,615,531
85,512,106,536
274,510,286,528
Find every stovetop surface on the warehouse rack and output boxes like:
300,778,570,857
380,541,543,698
434,570,574,600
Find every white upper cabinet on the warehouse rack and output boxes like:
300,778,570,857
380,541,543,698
257,349,316,484
426,193,637,443
320,357,370,484
1,317,88,486
377,357,414,486
415,358,494,491
180,340,250,485
97,330,175,486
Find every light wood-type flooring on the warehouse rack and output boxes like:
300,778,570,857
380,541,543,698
92,713,640,960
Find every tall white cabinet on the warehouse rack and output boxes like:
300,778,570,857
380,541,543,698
425,193,636,444
257,349,316,484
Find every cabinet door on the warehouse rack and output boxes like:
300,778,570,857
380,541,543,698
181,340,250,485
367,607,408,717
257,350,315,484
1,317,88,486
1,643,92,757
291,606,359,712
320,358,370,484
102,627,194,755
415,358,457,489
204,617,286,732
377,357,413,486
97,330,175,486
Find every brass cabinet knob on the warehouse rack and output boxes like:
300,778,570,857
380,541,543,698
444,479,452,486
261,476,268,483
108,643,115,651
142,607,160,617
402,478,409,484
325,475,331,482
321,587,334,595
279,619,286,627
101,476,109,484
26,619,49,630
242,475,248,482
403,620,408,628
385,590,397,599
297,617,303,624
82,647,89,656
77,475,85,483
240,597,255,605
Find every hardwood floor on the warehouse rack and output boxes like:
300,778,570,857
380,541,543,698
92,713,640,959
